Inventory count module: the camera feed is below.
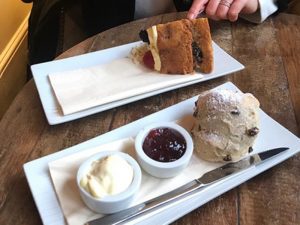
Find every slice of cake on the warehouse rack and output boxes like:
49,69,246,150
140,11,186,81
139,18,213,74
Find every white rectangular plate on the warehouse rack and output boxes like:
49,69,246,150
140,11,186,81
23,82,300,225
31,41,244,125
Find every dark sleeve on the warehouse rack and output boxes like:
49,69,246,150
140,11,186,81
27,0,64,65
275,0,290,12
81,0,135,35
173,0,193,11
27,0,135,65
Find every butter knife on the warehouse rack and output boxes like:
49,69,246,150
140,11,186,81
87,147,289,225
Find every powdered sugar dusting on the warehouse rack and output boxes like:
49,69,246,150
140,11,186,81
201,130,222,143
205,89,242,108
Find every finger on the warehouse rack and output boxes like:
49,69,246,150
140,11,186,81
216,0,233,20
187,0,209,19
227,0,247,21
205,0,221,18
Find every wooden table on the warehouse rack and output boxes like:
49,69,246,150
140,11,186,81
0,12,299,225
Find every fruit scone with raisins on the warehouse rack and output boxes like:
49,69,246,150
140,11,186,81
131,18,213,75
192,89,260,162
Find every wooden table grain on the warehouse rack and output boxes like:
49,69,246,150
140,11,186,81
0,12,299,225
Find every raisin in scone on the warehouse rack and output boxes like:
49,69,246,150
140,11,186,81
139,18,213,74
192,89,260,162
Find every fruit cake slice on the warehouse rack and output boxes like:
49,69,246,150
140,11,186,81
139,18,213,74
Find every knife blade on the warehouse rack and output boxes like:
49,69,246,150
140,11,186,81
87,147,289,225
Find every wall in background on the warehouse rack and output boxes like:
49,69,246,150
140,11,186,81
0,0,32,52
0,1,32,119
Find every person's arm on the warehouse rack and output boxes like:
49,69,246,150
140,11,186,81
186,0,261,22
183,0,282,23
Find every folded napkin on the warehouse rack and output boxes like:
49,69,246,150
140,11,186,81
48,57,203,115
48,118,222,225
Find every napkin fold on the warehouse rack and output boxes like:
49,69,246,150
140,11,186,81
48,57,204,115
48,117,222,225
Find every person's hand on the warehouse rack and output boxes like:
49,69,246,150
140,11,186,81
187,0,259,22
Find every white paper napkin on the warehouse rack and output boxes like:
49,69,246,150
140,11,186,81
48,57,204,115
48,118,222,225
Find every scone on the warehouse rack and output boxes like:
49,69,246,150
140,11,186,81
139,18,213,74
192,89,260,162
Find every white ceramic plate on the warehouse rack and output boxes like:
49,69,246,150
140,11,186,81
31,41,244,125
23,82,300,225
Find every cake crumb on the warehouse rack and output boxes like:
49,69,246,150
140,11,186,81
129,44,149,65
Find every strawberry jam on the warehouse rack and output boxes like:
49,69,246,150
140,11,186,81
143,50,154,69
142,127,186,162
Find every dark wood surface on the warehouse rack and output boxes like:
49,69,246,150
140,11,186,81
0,12,299,225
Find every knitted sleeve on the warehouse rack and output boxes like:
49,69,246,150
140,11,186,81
240,0,279,23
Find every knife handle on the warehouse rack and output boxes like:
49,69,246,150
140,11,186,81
87,179,204,225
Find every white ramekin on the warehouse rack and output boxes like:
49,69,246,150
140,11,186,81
76,151,142,214
135,122,193,178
